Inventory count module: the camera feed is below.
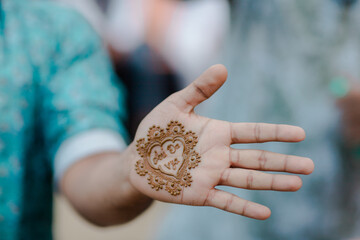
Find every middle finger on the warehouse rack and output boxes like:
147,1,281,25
219,168,302,191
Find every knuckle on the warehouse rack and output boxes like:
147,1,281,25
254,123,261,142
224,195,235,211
275,124,280,141
258,150,267,170
283,154,290,172
246,171,254,189
241,200,250,216
220,168,232,184
270,174,276,190
204,189,216,206
193,82,209,99
230,148,241,166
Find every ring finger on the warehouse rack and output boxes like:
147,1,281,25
219,168,302,191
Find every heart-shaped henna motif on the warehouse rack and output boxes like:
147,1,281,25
135,121,201,196
149,139,185,177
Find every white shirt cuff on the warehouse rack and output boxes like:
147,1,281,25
54,129,127,185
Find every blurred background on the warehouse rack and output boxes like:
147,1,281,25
50,0,360,239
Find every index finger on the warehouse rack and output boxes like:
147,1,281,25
230,123,306,144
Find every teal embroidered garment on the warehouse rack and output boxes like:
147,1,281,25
0,0,127,239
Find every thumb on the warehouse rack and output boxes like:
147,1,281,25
173,64,228,112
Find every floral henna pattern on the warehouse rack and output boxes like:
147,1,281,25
135,121,201,196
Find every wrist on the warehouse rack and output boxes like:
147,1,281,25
114,142,153,209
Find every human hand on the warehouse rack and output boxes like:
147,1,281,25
128,65,314,220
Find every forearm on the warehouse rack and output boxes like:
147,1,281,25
60,142,153,226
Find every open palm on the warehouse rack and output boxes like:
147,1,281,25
129,65,314,220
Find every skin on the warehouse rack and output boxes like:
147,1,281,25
337,87,360,147
144,0,177,50
61,64,314,227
